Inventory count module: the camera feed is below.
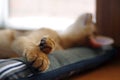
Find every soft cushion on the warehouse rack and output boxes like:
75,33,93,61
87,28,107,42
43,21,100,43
0,46,115,80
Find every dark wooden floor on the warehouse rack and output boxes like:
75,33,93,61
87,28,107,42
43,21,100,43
71,48,120,80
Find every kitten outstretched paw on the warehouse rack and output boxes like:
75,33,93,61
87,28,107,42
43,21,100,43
24,36,55,72
25,47,50,72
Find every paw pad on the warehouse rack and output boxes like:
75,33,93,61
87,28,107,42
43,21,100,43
39,37,54,54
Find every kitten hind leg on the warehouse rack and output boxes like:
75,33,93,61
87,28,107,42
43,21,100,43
59,13,96,48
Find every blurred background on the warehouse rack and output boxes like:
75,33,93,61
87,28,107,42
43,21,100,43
0,0,95,30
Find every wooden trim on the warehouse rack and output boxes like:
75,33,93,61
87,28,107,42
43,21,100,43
96,0,120,47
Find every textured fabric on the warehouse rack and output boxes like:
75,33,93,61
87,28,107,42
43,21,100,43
0,58,33,80
0,46,115,80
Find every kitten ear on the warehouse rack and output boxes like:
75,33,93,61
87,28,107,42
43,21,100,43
84,14,92,25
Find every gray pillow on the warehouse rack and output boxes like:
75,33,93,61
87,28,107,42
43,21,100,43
0,46,115,80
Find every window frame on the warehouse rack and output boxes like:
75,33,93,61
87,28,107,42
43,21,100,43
0,0,9,27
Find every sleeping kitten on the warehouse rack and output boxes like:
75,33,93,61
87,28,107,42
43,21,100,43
0,13,96,71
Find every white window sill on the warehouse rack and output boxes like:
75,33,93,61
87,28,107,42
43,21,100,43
6,16,75,31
